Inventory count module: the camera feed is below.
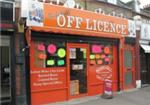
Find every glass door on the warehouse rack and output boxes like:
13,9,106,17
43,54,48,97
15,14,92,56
124,45,135,89
0,36,11,104
68,43,89,97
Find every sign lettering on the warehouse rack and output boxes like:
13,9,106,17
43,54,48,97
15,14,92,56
30,68,66,91
56,14,127,35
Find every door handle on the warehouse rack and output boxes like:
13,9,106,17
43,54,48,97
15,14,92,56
127,68,131,71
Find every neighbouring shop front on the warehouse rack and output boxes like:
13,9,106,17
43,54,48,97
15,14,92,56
0,1,16,105
140,23,150,86
25,1,135,105
0,31,15,105
140,45,150,85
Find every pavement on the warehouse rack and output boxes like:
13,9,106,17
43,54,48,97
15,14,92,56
48,86,150,105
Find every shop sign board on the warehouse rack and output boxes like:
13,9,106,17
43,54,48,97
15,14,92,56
0,22,14,31
141,23,150,40
27,1,128,36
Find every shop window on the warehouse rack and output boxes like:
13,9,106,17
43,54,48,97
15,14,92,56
33,40,66,68
0,1,14,21
124,50,132,68
90,44,113,65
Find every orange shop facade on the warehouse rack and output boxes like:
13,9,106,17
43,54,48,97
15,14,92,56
25,2,136,105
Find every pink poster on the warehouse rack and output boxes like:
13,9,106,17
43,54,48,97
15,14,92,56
38,43,45,51
92,45,102,53
47,44,57,54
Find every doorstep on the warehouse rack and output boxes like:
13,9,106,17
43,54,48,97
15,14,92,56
141,84,150,88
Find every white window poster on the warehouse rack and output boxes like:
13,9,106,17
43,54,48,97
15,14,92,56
27,0,44,27
70,48,76,59
141,23,150,40
128,20,136,38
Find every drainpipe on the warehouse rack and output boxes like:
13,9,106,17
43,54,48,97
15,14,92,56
134,15,142,88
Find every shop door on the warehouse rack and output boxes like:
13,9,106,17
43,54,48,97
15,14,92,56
140,49,149,85
0,36,11,104
124,45,135,89
67,43,89,98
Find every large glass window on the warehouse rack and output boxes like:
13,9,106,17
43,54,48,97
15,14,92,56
0,36,11,104
33,40,66,68
90,44,113,65
0,2,13,21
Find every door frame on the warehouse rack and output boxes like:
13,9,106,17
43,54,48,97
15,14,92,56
67,43,90,99
123,45,136,89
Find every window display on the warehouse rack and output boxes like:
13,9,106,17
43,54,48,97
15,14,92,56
90,44,113,65
33,40,66,68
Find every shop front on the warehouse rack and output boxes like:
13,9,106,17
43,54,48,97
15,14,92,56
140,43,150,85
0,1,16,104
140,23,150,86
25,1,129,105
0,23,16,105
29,33,119,104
